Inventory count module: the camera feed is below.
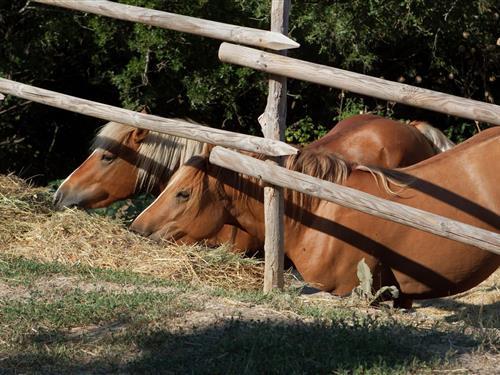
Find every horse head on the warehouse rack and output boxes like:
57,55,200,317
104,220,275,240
53,122,148,209
130,150,230,242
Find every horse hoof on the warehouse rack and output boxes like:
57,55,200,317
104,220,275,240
393,298,413,309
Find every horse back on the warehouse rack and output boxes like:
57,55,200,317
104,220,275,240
303,128,500,299
312,114,437,168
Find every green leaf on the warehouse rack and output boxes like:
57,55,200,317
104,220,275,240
356,258,373,299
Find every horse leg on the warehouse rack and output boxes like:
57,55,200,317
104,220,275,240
380,266,414,309
393,296,413,309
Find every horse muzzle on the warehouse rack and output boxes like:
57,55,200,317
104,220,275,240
53,189,78,210
53,182,110,210
53,185,91,210
130,220,183,243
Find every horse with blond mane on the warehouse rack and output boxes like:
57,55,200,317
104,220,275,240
54,113,452,253
130,127,499,308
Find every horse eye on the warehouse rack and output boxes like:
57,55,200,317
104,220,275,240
176,190,190,201
101,152,115,163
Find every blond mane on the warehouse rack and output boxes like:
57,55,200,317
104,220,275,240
92,120,206,193
283,148,350,210
215,147,409,217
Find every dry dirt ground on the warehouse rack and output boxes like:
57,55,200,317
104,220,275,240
1,269,498,373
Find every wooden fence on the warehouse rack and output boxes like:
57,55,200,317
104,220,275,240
210,147,500,255
258,0,290,290
1,0,498,292
219,43,500,126
0,78,296,157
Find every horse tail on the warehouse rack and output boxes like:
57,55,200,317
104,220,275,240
410,121,456,153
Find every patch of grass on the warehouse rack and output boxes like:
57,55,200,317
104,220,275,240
1,301,461,374
0,254,496,374
0,254,202,374
211,286,289,305
210,286,359,321
0,255,72,281
0,285,199,373
0,254,190,290
126,317,451,374
1,289,191,329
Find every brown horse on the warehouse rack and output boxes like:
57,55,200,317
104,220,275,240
130,127,499,308
54,114,450,252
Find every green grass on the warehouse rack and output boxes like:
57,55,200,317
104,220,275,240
0,255,494,374
0,256,199,373
0,254,189,289
1,289,191,328
126,318,450,374
1,295,451,374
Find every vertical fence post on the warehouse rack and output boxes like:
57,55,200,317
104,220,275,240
259,0,290,292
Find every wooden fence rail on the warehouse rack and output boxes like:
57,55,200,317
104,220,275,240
33,0,299,51
209,146,500,255
219,43,500,125
0,78,297,157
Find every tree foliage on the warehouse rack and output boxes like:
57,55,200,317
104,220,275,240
0,0,498,183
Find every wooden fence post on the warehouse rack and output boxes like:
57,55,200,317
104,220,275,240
259,0,291,292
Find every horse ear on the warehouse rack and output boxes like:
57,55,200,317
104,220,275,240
132,127,149,145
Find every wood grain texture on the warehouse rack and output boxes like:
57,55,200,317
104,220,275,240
209,146,500,255
0,77,297,156
33,0,299,50
219,43,500,125
259,0,290,292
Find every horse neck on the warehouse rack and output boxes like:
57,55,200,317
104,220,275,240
216,159,334,246
214,165,266,240
136,132,206,194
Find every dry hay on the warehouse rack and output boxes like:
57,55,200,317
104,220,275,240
414,267,499,327
0,175,263,290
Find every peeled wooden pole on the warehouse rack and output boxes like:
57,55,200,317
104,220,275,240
210,146,500,255
33,0,299,51
259,0,290,292
0,78,297,156
219,43,500,125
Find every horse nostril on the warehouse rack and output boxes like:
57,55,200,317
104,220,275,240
129,222,151,237
53,190,63,208
149,231,164,242
52,189,81,210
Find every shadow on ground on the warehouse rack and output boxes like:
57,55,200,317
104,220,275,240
416,298,500,328
1,315,487,374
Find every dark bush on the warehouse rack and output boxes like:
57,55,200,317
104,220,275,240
1,0,498,184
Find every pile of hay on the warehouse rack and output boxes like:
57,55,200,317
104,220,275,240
0,175,264,290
